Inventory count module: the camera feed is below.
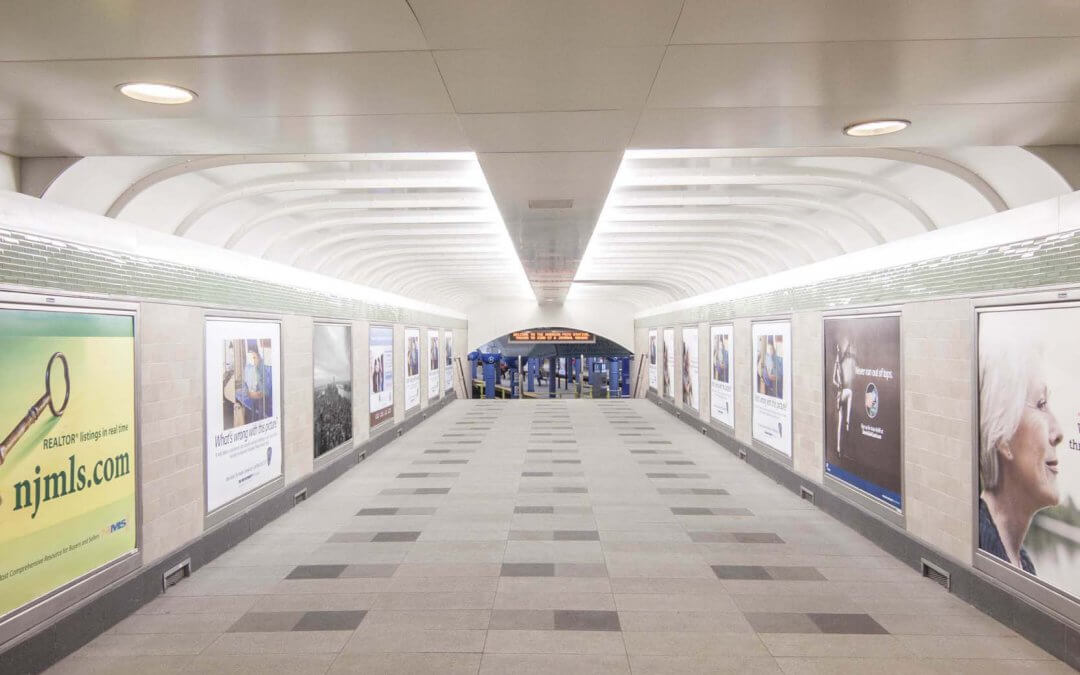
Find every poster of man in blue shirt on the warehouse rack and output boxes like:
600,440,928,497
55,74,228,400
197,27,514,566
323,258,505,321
235,338,272,425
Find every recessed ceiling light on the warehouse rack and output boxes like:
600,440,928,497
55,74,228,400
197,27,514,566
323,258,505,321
117,82,197,105
843,119,910,137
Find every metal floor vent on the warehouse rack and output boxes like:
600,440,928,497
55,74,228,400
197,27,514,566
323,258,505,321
800,486,815,504
701,426,708,435
358,450,367,462
294,488,308,505
922,559,951,590
162,559,191,592
738,448,748,461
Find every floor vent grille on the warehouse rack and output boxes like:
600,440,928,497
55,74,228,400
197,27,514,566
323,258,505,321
922,559,951,590
738,448,748,461
163,559,191,592
294,488,307,505
800,486,815,504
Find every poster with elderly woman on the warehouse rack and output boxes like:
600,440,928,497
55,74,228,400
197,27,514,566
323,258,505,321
752,320,792,457
978,305,1080,602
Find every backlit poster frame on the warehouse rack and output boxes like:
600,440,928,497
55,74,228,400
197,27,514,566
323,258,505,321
648,329,658,391
405,327,421,412
710,324,734,429
822,310,904,520
444,331,453,393
427,329,441,401
751,319,792,459
973,291,1080,624
663,328,674,400
0,292,141,647
681,326,699,412
369,324,394,428
313,322,353,461
204,317,283,515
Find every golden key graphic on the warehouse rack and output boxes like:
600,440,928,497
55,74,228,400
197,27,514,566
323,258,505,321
0,352,70,466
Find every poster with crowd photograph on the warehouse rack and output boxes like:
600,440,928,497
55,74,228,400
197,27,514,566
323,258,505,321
205,319,282,512
977,303,1080,605
369,325,394,427
710,324,734,428
663,328,674,399
444,331,453,392
681,326,699,412
427,330,440,401
405,327,421,411
823,314,902,511
0,304,137,621
752,320,792,457
648,329,658,391
313,323,352,459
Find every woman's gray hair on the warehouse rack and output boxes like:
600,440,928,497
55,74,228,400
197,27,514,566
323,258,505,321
978,323,1039,490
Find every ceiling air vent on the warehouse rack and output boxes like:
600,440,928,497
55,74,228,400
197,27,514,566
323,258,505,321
528,199,574,210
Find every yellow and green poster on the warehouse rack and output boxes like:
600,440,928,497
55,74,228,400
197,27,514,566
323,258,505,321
0,307,137,618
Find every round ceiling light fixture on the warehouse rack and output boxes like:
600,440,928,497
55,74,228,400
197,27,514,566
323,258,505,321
117,82,197,105
843,119,909,137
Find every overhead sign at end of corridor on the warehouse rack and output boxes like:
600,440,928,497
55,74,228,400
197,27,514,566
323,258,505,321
509,330,595,344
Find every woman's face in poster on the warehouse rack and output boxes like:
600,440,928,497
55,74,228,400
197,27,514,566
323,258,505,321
1006,375,1064,509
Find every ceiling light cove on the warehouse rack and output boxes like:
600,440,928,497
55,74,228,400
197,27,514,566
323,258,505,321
843,119,910,137
117,82,197,105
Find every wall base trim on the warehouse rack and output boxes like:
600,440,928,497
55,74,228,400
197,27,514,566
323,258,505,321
1,393,457,674
645,391,1080,670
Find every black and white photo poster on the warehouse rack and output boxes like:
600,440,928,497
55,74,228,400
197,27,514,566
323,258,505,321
752,320,792,457
648,329,658,391
313,323,352,458
663,328,674,399
681,326,699,412
405,327,420,411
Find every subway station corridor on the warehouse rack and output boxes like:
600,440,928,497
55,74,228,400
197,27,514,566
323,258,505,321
44,400,1068,675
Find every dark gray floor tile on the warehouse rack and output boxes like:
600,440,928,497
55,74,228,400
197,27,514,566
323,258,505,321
342,564,398,578
553,460,581,464
648,473,678,478
693,488,729,495
515,506,556,514
501,563,556,577
294,610,367,632
416,488,451,494
765,566,826,581
553,610,621,631
808,613,888,634
357,508,398,516
397,507,438,515
523,472,554,477
328,532,377,543
671,507,713,515
397,472,431,478
227,612,303,633
287,565,347,580
553,530,600,541
372,531,421,542
630,450,658,454
712,565,772,580
733,532,785,544
745,612,822,634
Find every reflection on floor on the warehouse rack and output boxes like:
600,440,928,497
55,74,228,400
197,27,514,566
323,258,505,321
47,400,1071,674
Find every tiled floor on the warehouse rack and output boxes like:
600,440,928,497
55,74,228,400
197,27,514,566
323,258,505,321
46,400,1072,674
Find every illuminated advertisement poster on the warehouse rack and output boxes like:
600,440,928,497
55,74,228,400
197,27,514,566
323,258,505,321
313,323,352,459
824,314,902,511
710,324,734,428
648,329,658,391
428,330,441,401
663,328,674,399
205,319,282,512
405,327,420,411
681,327,699,412
0,307,137,619
977,304,1080,602
444,331,453,392
369,325,394,427
752,320,792,457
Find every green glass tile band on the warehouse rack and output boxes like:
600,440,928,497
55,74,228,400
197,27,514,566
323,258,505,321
639,230,1078,327
0,228,466,328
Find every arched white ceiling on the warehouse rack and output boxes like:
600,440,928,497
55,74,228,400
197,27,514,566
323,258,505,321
42,153,534,309
571,147,1072,309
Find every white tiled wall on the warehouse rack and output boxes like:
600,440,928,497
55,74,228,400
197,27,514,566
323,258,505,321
792,310,823,484
283,314,314,484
